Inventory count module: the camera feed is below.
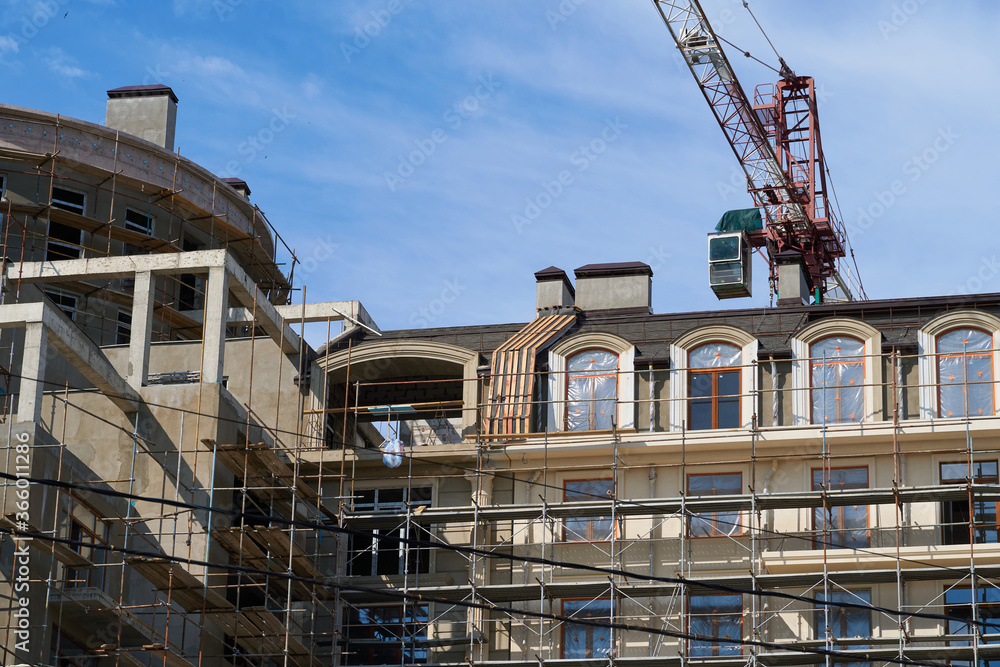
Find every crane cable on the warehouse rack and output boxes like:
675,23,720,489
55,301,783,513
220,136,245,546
741,0,793,77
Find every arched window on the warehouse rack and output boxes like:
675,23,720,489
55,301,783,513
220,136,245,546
937,328,995,418
810,336,865,424
688,343,741,430
565,350,619,431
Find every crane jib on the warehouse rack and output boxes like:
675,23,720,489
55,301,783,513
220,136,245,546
650,0,860,302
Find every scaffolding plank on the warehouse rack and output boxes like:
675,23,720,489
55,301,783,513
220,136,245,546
201,439,323,509
343,484,976,528
1,515,94,568
126,556,234,614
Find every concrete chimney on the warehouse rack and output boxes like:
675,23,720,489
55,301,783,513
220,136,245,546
221,178,252,200
106,85,178,151
574,262,653,314
775,250,811,306
535,266,575,312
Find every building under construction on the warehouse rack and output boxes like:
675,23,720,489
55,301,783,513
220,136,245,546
2,86,1000,667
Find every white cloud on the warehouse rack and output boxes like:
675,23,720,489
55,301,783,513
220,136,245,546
0,36,19,55
39,47,92,78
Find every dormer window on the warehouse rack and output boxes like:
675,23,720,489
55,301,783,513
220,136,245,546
566,350,619,431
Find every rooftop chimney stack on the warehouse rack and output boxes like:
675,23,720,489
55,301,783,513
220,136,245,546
106,85,178,152
535,266,575,314
574,262,653,314
221,178,252,200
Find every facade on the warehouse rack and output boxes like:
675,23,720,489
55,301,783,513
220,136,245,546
1,89,998,667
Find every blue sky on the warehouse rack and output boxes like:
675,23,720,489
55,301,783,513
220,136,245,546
2,0,998,332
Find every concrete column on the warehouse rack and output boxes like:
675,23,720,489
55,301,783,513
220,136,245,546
202,266,229,384
18,322,48,423
127,271,155,389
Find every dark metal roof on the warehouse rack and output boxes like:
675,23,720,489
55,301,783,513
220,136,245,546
533,266,568,280
574,261,653,278
221,178,251,196
107,84,179,104
320,291,1000,367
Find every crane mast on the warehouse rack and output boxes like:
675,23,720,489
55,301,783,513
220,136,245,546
651,0,858,302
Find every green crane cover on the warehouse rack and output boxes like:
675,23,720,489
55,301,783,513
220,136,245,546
715,208,763,233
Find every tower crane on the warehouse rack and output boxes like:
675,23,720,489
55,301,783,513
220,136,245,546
651,0,865,303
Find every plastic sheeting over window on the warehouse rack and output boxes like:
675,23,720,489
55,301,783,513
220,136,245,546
816,590,871,649
689,343,741,430
564,479,613,541
937,328,995,418
566,350,618,431
688,473,742,537
562,599,613,659
690,343,742,369
689,594,742,657
813,467,868,549
811,336,865,424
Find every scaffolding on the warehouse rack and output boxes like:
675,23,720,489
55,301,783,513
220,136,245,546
2,101,1000,667
332,340,1000,666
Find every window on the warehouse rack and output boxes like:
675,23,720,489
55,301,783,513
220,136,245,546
815,589,871,665
62,503,109,590
688,472,742,537
938,328,995,418
945,587,1000,664
548,333,636,433
565,350,618,431
116,310,132,345
46,221,82,261
689,343,741,430
178,239,202,310
51,186,86,215
0,174,6,200
44,290,78,321
669,327,757,432
813,467,869,549
348,487,432,577
942,461,999,545
343,605,428,665
564,479,613,542
689,594,742,657
562,598,613,659
124,208,153,235
811,336,865,424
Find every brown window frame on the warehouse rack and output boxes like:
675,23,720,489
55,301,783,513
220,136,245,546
562,478,614,542
811,466,870,549
687,342,742,431
688,593,743,657
940,460,999,545
809,335,866,425
686,472,743,538
561,597,614,659
564,348,619,432
936,327,996,418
